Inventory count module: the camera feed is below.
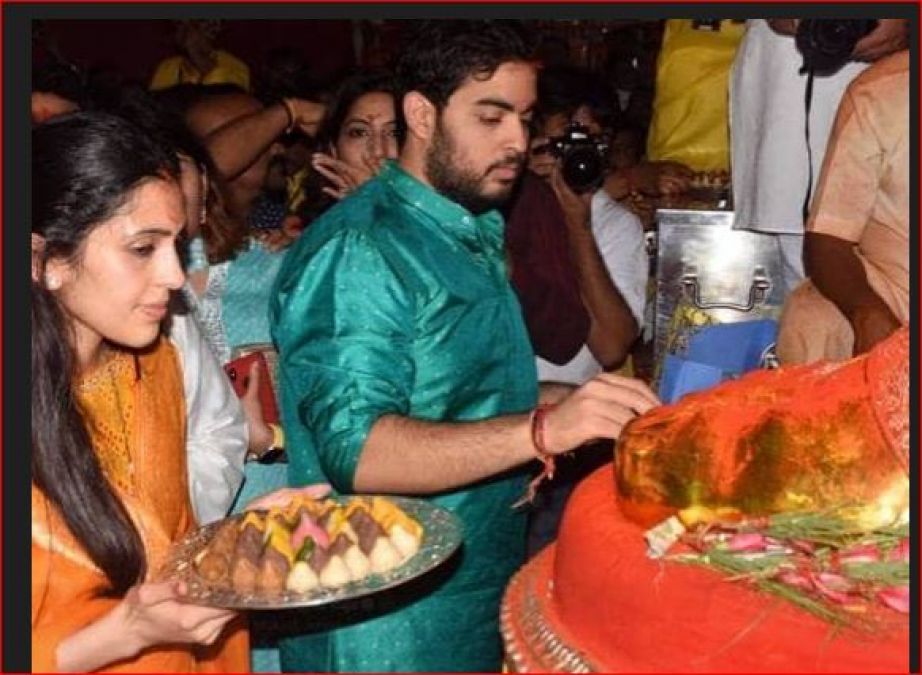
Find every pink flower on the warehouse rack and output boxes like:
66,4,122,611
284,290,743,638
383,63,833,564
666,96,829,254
811,572,854,604
725,532,768,552
887,538,910,563
877,586,909,613
839,542,881,565
777,570,814,592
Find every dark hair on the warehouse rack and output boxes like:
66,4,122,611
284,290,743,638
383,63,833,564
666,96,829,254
316,70,398,151
33,60,87,108
536,65,620,134
103,83,245,264
32,111,179,596
393,20,535,137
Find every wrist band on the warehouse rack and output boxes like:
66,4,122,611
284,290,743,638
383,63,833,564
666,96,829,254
281,98,297,133
514,404,557,507
530,404,554,458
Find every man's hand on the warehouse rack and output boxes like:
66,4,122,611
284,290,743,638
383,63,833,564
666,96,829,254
848,302,901,355
548,164,592,230
528,136,557,179
851,19,909,62
618,161,693,197
543,374,660,454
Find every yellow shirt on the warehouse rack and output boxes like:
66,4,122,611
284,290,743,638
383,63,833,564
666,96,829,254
149,49,250,92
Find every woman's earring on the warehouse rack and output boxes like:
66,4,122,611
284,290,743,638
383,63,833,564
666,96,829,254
44,273,61,290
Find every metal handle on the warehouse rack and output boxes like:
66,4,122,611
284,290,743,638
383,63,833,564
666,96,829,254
681,265,772,312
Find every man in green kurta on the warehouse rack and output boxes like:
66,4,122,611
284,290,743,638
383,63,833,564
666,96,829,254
270,20,659,672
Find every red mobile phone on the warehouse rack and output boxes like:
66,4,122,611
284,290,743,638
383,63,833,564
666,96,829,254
223,352,280,424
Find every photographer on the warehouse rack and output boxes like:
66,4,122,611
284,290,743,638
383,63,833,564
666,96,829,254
508,68,649,554
729,18,908,296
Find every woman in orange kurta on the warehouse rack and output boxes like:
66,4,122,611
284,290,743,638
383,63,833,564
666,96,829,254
31,112,248,672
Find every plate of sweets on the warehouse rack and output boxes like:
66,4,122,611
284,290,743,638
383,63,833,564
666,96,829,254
160,494,462,609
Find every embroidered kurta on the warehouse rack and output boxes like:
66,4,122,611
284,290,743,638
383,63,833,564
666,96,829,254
270,161,539,671
31,338,248,672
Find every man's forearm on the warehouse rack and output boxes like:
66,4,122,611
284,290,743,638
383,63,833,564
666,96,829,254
565,224,638,369
805,233,886,319
353,413,536,494
205,104,289,181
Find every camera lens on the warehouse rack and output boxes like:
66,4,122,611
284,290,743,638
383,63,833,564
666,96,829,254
562,146,605,193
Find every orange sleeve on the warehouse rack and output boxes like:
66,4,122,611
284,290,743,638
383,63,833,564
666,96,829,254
32,543,119,673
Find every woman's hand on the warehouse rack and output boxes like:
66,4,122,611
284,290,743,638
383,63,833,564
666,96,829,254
311,152,381,200
56,581,237,672
240,361,274,454
245,484,332,511
253,228,296,253
121,581,237,650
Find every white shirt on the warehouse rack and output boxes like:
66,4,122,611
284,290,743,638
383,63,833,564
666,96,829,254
536,190,648,385
168,312,246,524
730,19,868,234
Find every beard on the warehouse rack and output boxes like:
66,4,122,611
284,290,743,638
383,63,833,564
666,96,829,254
425,120,524,215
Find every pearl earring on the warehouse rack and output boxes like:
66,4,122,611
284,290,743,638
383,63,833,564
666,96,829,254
45,273,61,290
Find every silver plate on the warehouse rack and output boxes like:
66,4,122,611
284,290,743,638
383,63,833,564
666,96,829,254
158,497,463,610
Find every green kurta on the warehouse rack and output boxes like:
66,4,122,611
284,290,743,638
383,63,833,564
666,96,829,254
270,161,539,672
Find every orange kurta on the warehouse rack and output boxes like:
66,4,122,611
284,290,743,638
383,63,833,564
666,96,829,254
32,338,248,672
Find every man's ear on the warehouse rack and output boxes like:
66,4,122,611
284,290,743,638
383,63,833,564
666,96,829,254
31,233,45,283
402,91,437,143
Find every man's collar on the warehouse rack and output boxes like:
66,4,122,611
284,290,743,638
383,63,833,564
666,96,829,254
379,161,505,253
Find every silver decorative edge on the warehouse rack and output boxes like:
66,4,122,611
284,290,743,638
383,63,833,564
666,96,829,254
501,563,596,673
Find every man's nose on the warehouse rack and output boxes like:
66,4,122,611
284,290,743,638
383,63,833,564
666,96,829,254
507,118,529,155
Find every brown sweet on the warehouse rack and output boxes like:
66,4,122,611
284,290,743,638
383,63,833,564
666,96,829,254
196,496,424,594
258,547,291,592
196,549,231,583
230,554,259,593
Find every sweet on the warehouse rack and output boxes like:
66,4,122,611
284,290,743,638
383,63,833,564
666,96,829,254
194,495,424,595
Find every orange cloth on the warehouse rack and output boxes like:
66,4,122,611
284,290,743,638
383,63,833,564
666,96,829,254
616,326,908,529
503,328,909,672
31,339,249,672
780,51,909,364
501,466,908,672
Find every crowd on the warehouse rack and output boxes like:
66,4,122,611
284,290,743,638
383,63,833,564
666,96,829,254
31,17,909,673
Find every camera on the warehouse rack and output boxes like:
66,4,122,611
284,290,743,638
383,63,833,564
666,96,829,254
795,19,878,75
546,123,609,193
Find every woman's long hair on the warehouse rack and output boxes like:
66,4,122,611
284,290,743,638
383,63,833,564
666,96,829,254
32,112,179,595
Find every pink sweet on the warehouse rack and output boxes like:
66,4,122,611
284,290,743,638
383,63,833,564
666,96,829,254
291,513,330,551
